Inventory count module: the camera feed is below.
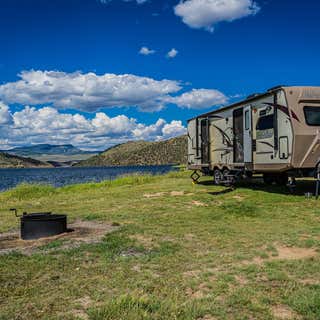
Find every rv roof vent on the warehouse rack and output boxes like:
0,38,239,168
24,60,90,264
246,93,261,99
267,85,286,92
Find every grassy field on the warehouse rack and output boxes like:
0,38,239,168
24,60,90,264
0,171,320,319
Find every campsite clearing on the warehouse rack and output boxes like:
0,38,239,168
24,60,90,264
0,171,319,319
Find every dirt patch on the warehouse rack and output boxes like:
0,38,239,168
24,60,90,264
75,296,93,309
271,305,297,319
275,246,317,260
71,309,89,320
186,283,210,299
184,233,196,241
144,191,194,198
235,275,248,285
191,200,208,207
170,191,185,196
208,275,217,282
243,245,318,266
0,220,118,255
232,195,245,201
247,257,264,265
299,278,320,285
132,264,141,272
143,192,165,198
183,269,202,278
197,315,217,320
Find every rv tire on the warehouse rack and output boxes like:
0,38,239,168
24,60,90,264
214,169,223,185
222,169,230,178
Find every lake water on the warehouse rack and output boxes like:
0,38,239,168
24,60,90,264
0,165,177,192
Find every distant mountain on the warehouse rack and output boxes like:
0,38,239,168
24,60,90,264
1,144,99,164
0,152,53,168
75,135,187,167
2,144,97,157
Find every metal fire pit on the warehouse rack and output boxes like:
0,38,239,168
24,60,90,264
11,209,67,240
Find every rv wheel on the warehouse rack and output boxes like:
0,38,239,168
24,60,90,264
222,169,230,178
214,169,223,185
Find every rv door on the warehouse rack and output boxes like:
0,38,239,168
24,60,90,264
200,118,210,164
243,106,252,163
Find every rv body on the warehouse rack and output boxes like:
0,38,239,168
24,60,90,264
187,86,320,184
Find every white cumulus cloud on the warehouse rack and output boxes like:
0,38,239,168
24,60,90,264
167,48,178,58
0,105,186,150
0,70,181,112
0,102,13,125
166,88,228,109
162,120,186,139
139,46,156,55
132,119,166,140
0,70,229,112
174,0,260,32
132,118,186,141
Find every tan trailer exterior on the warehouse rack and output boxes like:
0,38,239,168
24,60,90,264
188,86,320,185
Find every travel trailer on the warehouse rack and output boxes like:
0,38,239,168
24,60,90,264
187,86,320,187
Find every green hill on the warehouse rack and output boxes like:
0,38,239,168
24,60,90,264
0,152,52,168
75,135,187,167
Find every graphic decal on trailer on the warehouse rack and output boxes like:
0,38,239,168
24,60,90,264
263,103,300,122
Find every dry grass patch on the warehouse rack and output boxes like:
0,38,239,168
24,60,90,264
299,278,320,285
232,195,245,201
185,283,211,299
243,245,318,266
197,315,218,320
170,191,185,196
271,305,298,319
183,269,202,279
274,246,318,261
143,192,166,198
71,309,89,320
191,200,208,207
234,275,248,286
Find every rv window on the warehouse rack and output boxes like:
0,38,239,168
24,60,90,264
256,114,274,131
245,110,250,130
304,106,320,126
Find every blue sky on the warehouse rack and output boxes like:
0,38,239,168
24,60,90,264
0,0,319,150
